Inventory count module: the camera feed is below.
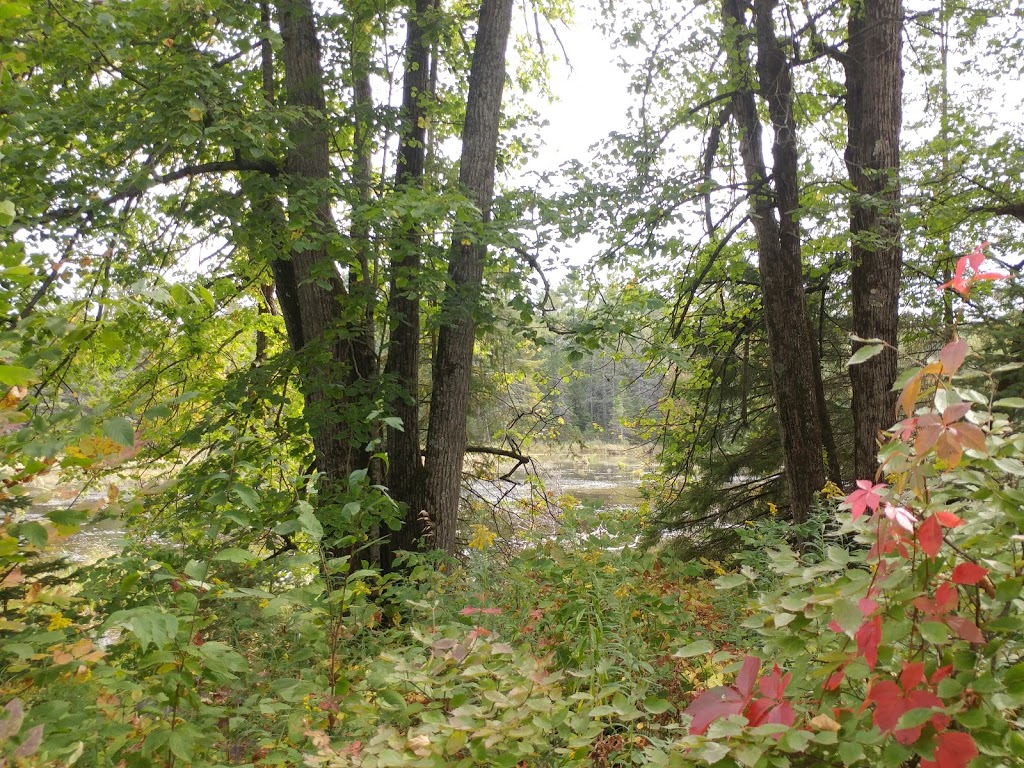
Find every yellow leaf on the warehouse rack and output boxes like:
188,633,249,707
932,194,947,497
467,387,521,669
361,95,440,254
468,524,497,551
188,107,204,122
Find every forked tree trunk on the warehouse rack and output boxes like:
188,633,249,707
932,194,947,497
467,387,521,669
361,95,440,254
845,0,904,481
423,0,514,555
723,0,826,523
275,0,376,507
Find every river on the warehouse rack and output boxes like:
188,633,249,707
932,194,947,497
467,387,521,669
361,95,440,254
49,449,645,563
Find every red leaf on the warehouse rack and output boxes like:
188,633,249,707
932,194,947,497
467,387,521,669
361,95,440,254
900,661,925,691
921,731,979,768
951,563,988,585
935,582,958,614
856,616,882,670
912,595,937,615
684,686,746,735
824,669,845,691
918,514,944,557
757,664,791,700
935,511,964,528
859,598,879,617
942,402,971,425
955,422,987,452
967,243,987,271
915,420,943,455
735,655,761,698
946,616,985,644
930,665,953,686
940,339,969,375
867,680,904,732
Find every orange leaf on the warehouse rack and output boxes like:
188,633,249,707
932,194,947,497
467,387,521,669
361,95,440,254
900,375,922,417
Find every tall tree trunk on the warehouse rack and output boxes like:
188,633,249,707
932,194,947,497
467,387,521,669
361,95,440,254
844,0,904,481
379,0,435,571
275,0,375,510
723,0,826,523
423,0,514,555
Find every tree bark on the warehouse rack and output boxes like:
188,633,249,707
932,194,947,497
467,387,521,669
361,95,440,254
844,0,904,482
423,0,514,555
275,0,376,507
380,0,436,570
722,0,826,523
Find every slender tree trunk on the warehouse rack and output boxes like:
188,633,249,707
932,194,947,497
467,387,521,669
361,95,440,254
380,0,435,570
275,0,375,504
423,0,514,555
844,0,904,481
723,0,826,523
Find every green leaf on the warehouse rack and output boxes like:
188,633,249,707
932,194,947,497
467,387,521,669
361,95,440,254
832,598,863,635
643,697,672,715
848,344,885,366
377,690,407,710
109,608,178,651
0,200,16,226
919,621,949,644
231,483,260,510
838,742,865,765
0,365,34,387
993,398,1024,409
212,548,257,563
102,417,135,447
673,638,714,658
298,506,323,542
382,416,404,431
14,521,47,549
993,457,1024,476
714,573,749,589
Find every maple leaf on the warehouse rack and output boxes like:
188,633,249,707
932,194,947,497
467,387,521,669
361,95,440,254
921,731,978,768
846,480,887,521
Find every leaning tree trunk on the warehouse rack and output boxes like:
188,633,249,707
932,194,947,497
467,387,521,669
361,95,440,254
845,0,904,482
423,0,514,555
722,0,826,523
379,0,436,571
275,0,376,507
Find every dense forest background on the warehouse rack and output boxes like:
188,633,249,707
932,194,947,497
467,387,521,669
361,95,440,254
1,0,1023,764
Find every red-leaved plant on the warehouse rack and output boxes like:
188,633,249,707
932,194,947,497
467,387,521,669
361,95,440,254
682,244,1013,767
